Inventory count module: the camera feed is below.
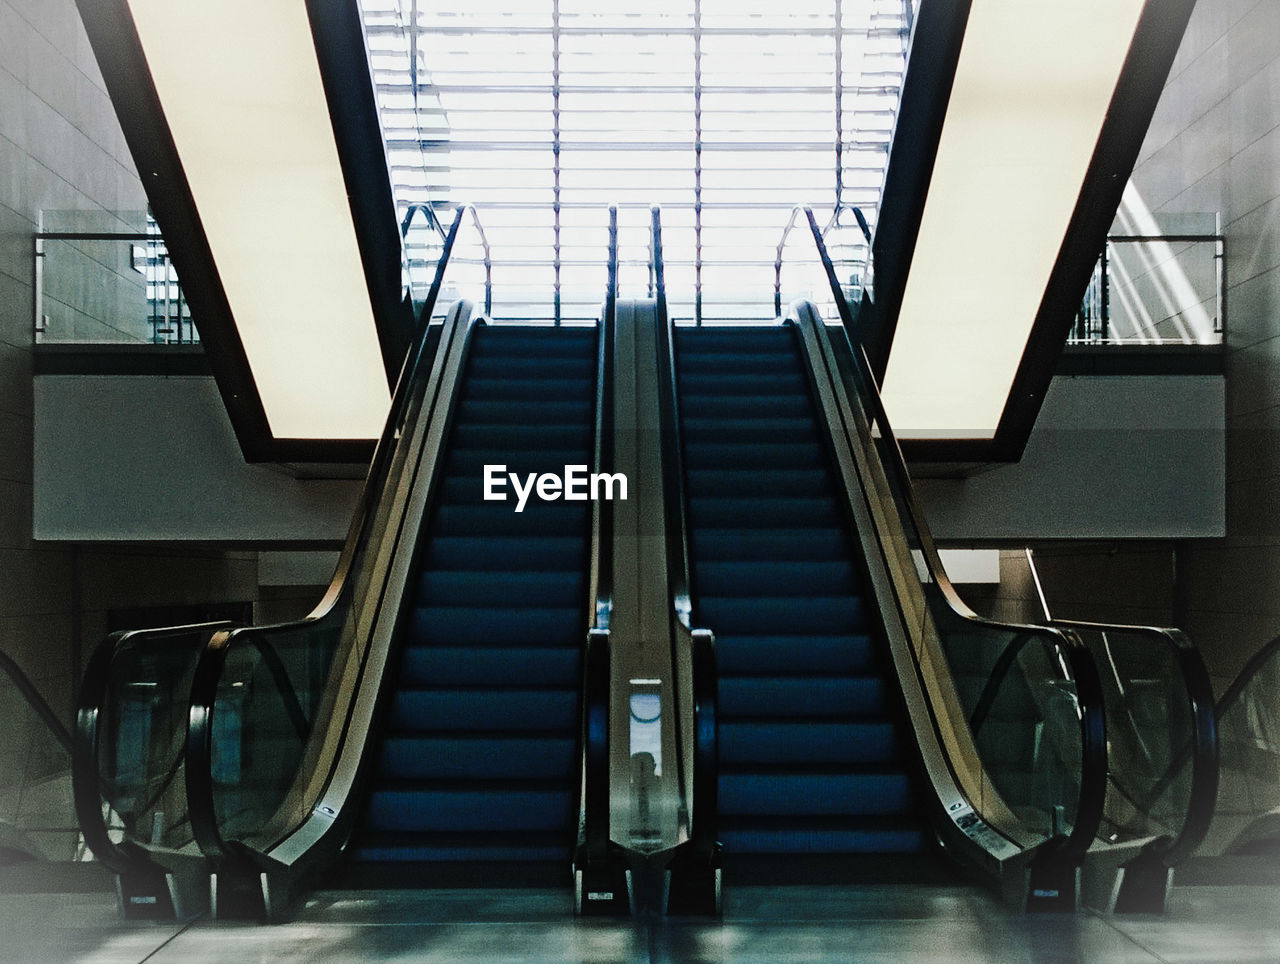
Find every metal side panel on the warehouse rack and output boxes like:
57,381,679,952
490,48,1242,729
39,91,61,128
790,304,1033,885
262,302,481,874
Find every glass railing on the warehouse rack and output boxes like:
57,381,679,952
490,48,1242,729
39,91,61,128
35,211,196,346
0,650,77,864
1073,230,1224,347
72,622,230,917
1201,636,1280,856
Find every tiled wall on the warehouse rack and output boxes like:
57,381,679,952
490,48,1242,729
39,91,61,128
1127,0,1280,687
0,0,257,727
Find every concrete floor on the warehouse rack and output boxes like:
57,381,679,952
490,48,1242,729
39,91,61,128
2,881,1280,963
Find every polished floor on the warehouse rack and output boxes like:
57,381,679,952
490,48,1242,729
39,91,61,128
2,877,1280,963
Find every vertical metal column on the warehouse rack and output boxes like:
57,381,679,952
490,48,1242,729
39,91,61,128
552,0,562,326
834,0,844,218
693,0,703,326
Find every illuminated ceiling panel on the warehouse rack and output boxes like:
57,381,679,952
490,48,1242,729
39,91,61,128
880,0,1146,440
127,0,391,440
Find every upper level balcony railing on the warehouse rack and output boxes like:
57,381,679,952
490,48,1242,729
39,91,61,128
1073,228,1224,348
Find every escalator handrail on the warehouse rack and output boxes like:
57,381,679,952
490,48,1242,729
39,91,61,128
652,204,718,863
1048,619,1218,868
581,206,619,868
401,202,492,315
0,647,72,754
593,205,618,631
73,621,231,879
774,202,872,316
652,206,694,628
184,206,482,868
789,204,1108,870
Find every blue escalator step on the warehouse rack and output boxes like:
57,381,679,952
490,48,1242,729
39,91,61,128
699,595,867,635
714,634,874,675
689,497,840,529
365,784,574,833
409,606,581,647
467,354,594,380
682,418,817,444
389,688,580,732
430,503,590,537
352,831,571,864
686,469,832,498
718,675,887,719
455,399,593,426
418,570,583,608
695,561,857,597
717,817,925,855
452,423,592,451
674,328,794,353
423,536,584,571
674,351,805,375
691,528,849,562
462,377,592,402
378,734,577,781
683,442,826,471
718,770,912,817
719,721,899,766
678,372,807,397
399,646,580,687
679,394,814,420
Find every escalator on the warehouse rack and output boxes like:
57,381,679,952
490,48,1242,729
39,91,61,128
674,326,925,864
656,205,1219,915
72,205,621,919
347,324,596,875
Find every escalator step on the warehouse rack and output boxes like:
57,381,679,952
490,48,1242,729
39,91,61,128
689,497,840,529
719,721,900,766
674,329,794,352
399,646,580,687
686,468,833,498
430,503,590,536
714,634,875,675
680,394,814,420
462,377,592,402
408,606,581,647
451,423,592,451
423,536,584,571
719,771,912,817
455,399,593,426
352,831,572,864
389,688,580,732
718,675,887,719
695,561,858,597
365,785,574,833
683,442,826,471
417,570,583,608
378,734,576,781
699,595,868,635
682,418,817,444
675,352,805,375
717,817,925,855
678,372,808,397
691,528,849,562
467,354,595,380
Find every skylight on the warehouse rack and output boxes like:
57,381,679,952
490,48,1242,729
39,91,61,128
362,0,911,323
